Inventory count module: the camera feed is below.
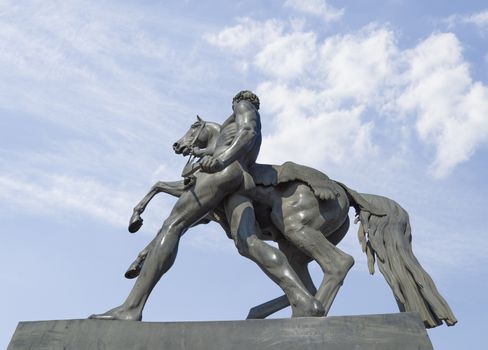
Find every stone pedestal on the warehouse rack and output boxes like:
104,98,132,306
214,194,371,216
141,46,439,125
8,312,433,350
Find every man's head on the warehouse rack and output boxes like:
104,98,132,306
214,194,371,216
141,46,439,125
232,90,260,110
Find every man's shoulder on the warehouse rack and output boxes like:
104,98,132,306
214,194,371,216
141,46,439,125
234,100,258,115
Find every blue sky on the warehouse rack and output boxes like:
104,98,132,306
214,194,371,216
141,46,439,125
1,0,487,348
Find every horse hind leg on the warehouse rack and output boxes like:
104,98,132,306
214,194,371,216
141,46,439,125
281,218,354,316
247,240,315,319
316,218,354,314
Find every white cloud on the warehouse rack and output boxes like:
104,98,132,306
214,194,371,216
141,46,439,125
444,10,488,31
254,31,317,80
0,0,223,144
204,18,285,53
463,10,488,28
258,83,376,167
207,17,488,178
0,174,135,227
316,25,398,102
208,21,397,168
0,0,217,227
397,33,488,177
284,0,344,22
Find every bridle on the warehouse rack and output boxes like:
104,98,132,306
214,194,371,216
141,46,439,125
189,118,206,154
181,117,206,178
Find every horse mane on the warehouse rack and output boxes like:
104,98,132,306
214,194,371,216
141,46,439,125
206,121,221,132
204,121,221,143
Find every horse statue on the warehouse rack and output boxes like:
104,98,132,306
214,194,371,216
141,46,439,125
126,116,457,328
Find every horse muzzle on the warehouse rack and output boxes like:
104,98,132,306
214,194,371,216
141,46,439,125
173,142,190,156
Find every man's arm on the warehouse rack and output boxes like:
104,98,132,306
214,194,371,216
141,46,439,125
200,100,260,173
192,145,215,157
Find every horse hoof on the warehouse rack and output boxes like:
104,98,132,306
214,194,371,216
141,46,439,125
128,215,143,233
124,267,140,279
124,259,143,279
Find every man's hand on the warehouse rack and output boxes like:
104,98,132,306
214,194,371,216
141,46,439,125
191,147,205,157
200,155,224,173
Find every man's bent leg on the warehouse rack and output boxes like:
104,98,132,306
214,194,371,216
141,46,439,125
90,170,240,320
224,194,324,317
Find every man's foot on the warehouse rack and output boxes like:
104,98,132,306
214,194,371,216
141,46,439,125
124,257,145,279
128,212,143,233
89,305,142,321
290,295,325,318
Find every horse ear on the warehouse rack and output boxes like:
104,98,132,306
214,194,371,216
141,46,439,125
197,115,202,122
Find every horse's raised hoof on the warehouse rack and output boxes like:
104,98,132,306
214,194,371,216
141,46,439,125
89,306,142,321
124,258,144,279
128,213,143,233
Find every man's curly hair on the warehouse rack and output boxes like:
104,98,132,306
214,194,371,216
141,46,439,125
233,90,260,110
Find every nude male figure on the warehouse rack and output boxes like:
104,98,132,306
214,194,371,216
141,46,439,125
90,91,324,320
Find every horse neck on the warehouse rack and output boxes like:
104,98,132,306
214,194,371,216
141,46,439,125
204,122,221,147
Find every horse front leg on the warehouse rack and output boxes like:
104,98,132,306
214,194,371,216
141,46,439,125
129,180,188,233
126,179,210,280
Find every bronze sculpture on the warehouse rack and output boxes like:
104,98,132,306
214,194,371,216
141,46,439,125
90,91,456,328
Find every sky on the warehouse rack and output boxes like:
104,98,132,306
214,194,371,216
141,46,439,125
1,0,487,348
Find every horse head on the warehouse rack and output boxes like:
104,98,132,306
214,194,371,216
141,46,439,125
173,115,208,156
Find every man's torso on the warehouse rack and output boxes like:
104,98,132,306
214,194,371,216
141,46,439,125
214,110,262,169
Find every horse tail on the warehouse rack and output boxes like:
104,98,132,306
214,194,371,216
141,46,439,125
355,193,457,328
